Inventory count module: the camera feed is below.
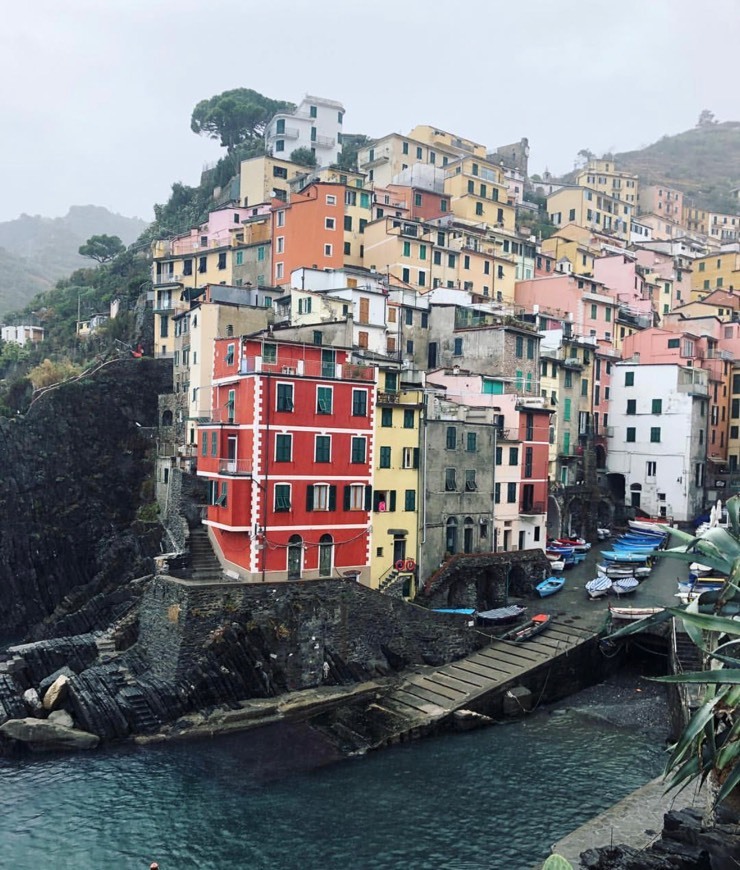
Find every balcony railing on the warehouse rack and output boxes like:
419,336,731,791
154,273,183,286
377,391,402,405
238,356,375,382
218,459,253,476
520,501,545,515
314,134,335,148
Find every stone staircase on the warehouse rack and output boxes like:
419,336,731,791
95,633,117,662
378,568,404,596
188,526,224,581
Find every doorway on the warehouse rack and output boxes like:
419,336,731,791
227,435,237,472
287,535,303,579
463,517,474,553
393,536,406,565
318,534,333,577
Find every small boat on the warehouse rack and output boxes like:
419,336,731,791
585,576,612,599
628,519,672,534
547,558,565,572
536,576,565,597
501,613,551,642
601,550,651,563
477,605,526,626
633,566,652,580
689,563,713,578
597,527,611,540
610,605,664,621
610,577,639,596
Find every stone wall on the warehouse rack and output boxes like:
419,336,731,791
138,576,488,690
420,549,551,610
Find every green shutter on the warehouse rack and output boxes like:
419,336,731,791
343,486,351,510
413,447,419,468
364,485,372,511
306,486,314,511
389,490,397,512
329,485,336,511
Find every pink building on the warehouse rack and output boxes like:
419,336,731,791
593,253,653,318
168,205,268,255
515,274,618,341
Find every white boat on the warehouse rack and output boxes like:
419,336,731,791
547,559,565,572
628,519,672,534
633,566,652,580
689,562,713,577
585,576,612,599
610,605,664,621
610,577,639,596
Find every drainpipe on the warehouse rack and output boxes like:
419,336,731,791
419,390,429,589
492,424,497,552
261,370,271,583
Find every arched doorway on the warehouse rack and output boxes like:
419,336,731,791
507,563,528,597
595,444,606,469
318,534,333,577
630,483,642,510
287,535,303,579
445,517,458,555
547,495,561,538
463,517,475,553
161,409,173,427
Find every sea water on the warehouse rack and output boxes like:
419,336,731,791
0,708,663,870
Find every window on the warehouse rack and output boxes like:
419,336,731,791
326,194,337,205
402,141,409,155
507,482,517,503
626,399,636,415
277,383,293,412
475,202,484,216
315,435,331,463
274,484,291,512
351,437,366,463
403,241,411,257
345,483,367,511
563,398,571,422
494,483,501,503
379,446,391,468
226,389,235,423
257,245,266,262
652,398,662,414
211,431,217,457
324,244,333,257
225,343,235,365
515,336,524,358
527,338,535,360
309,105,317,118
381,407,393,427
275,263,284,280
402,447,419,469
453,337,463,356
276,210,285,227
404,490,416,511
198,256,207,273
325,217,335,230
465,470,477,491
650,427,661,443
307,483,335,511
625,371,634,386
581,378,588,397
217,252,227,270
646,461,657,478
509,447,519,465
403,409,414,429
625,427,636,443
445,468,457,491
275,434,292,461
564,370,572,388
263,342,277,364
495,446,502,465
466,432,477,452
667,338,680,349
352,389,367,416
446,426,457,449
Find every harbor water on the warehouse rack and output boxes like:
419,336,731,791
0,699,665,870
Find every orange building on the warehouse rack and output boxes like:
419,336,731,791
271,182,345,285
386,184,450,222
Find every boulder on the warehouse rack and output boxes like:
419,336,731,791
22,688,43,715
42,674,69,711
38,666,75,697
47,710,74,729
0,717,99,751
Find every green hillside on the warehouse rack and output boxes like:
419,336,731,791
615,121,740,212
0,206,148,318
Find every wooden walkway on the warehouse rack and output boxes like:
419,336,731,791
377,620,596,724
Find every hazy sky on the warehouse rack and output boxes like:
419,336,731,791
1,0,738,223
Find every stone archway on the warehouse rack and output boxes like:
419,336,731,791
507,563,529,597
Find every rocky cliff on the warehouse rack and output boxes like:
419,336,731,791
0,357,171,640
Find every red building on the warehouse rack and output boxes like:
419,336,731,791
517,403,551,520
198,337,376,582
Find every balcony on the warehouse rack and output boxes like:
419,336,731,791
519,501,545,515
233,356,376,382
154,273,183,287
218,459,253,476
314,134,335,148
279,126,300,139
377,391,402,405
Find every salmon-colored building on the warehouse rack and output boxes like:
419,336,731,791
271,182,345,285
198,338,377,583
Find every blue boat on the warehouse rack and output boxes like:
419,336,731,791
536,576,565,597
601,550,651,563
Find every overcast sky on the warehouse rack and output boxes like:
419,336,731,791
1,0,738,224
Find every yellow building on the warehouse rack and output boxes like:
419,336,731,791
371,377,424,595
692,250,740,296
541,228,599,276
683,203,709,236
358,132,458,188
443,156,515,232
547,186,633,241
575,159,639,206
239,155,306,206
363,216,516,302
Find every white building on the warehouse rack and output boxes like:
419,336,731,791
1,324,44,346
265,95,345,167
606,362,708,522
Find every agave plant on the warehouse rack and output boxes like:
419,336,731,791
643,495,740,813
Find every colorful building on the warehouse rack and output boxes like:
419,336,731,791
265,95,345,167
197,338,377,583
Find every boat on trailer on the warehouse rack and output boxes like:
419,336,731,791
585,576,612,599
610,605,664,621
476,605,526,626
501,613,551,642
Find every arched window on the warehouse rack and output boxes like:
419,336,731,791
287,534,303,580
463,516,475,554
161,409,173,427
445,517,458,555
319,534,333,577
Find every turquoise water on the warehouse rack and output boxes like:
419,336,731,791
0,709,663,870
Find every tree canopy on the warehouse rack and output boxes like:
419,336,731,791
290,147,317,168
190,88,295,154
78,234,125,263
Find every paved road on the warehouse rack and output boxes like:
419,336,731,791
520,530,688,633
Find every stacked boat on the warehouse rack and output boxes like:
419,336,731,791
547,536,590,569
675,562,727,604
585,523,670,599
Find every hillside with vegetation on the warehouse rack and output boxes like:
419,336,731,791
615,119,740,212
0,206,148,317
